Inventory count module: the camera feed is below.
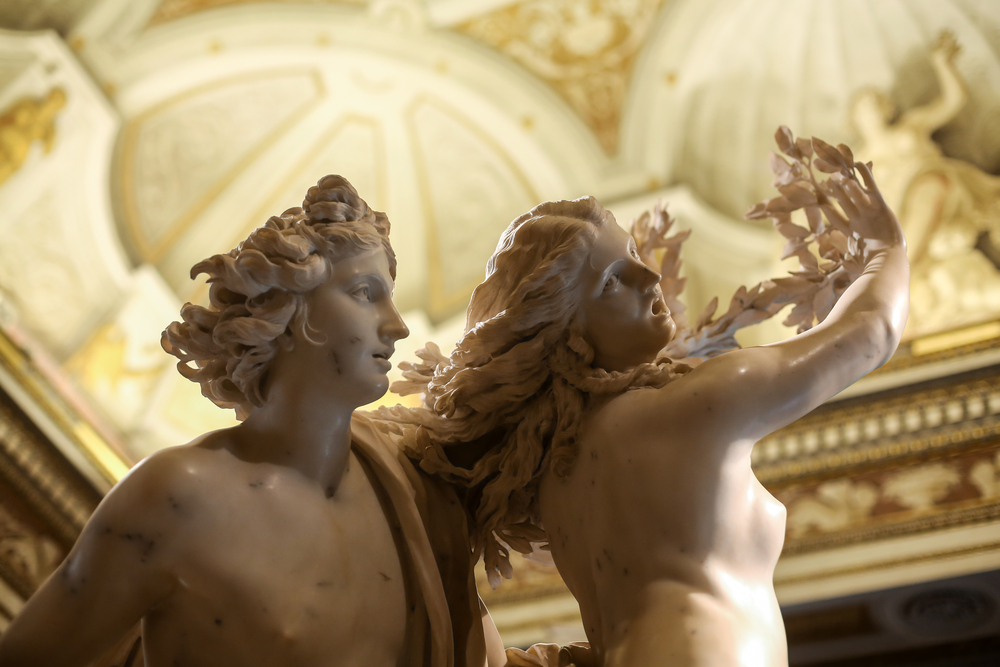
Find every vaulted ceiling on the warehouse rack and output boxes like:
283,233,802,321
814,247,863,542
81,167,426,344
1,0,998,454
8,0,998,324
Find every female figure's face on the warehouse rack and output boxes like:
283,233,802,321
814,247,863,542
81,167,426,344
577,222,675,372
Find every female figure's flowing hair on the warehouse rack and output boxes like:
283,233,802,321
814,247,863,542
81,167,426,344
162,175,395,420
380,197,688,586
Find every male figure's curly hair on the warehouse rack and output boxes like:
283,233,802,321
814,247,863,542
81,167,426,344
379,197,687,587
162,175,395,420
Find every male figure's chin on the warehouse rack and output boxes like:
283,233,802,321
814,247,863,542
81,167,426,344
358,376,390,407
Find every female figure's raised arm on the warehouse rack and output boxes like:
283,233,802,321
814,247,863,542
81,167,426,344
656,160,908,445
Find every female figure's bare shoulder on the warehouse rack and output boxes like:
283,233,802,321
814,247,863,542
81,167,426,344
589,370,716,439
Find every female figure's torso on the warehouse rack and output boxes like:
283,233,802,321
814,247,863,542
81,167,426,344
539,386,788,667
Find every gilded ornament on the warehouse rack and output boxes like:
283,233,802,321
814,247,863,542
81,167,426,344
0,88,66,187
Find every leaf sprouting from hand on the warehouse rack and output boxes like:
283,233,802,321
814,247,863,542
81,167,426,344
628,126,874,364
743,126,870,334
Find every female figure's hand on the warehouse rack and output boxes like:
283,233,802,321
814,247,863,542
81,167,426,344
823,162,906,252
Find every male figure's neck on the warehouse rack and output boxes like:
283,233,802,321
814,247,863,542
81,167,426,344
235,369,357,495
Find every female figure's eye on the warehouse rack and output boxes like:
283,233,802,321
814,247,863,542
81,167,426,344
604,274,620,290
354,286,371,300
630,247,639,259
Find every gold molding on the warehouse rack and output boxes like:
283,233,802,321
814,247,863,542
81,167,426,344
911,321,1000,356
755,373,1000,486
872,324,1000,376
0,328,129,485
0,402,94,541
148,0,364,27
0,388,103,600
783,496,1000,556
774,541,1000,588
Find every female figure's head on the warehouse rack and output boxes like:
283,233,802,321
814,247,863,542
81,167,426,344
386,196,684,585
163,175,398,420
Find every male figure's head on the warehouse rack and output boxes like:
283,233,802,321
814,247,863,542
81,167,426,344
163,175,408,418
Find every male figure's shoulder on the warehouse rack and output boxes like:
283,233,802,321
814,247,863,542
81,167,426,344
100,440,205,518
105,431,237,516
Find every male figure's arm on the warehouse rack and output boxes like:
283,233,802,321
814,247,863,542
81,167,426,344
900,31,966,134
0,451,179,667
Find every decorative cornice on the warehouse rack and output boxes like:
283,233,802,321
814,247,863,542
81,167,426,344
0,327,130,486
754,367,1000,486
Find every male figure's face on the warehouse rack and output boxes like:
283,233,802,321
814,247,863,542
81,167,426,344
291,248,409,407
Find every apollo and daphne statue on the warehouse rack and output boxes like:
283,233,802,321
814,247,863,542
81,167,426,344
0,127,907,667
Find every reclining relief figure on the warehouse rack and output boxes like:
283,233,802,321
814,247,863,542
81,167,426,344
383,129,909,667
0,176,502,667
852,31,1000,336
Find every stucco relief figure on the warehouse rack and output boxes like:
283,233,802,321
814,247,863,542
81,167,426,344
0,176,503,667
0,87,66,186
852,31,1000,337
382,129,909,667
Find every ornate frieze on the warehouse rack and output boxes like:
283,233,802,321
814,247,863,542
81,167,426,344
751,336,1000,560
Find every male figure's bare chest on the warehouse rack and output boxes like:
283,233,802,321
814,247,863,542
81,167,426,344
150,452,409,666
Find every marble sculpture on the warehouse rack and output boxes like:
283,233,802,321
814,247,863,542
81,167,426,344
0,127,908,667
383,127,909,667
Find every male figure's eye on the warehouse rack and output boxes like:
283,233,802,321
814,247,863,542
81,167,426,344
604,274,620,290
630,247,639,259
354,286,371,300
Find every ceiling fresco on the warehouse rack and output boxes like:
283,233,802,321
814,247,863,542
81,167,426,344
457,0,665,154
